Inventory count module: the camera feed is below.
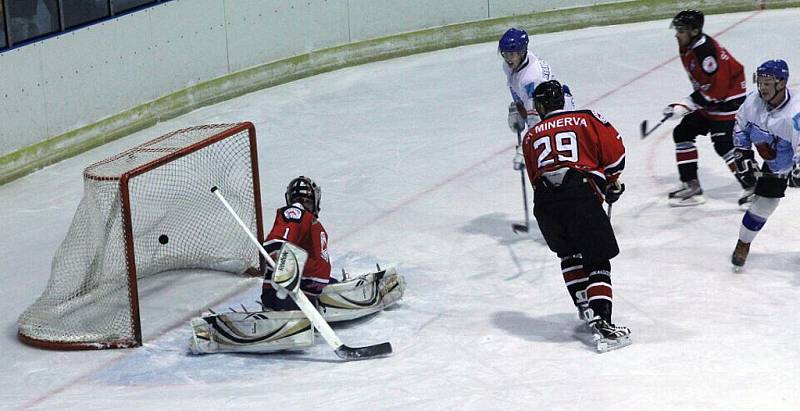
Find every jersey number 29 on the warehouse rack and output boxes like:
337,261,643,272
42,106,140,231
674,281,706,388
532,131,578,167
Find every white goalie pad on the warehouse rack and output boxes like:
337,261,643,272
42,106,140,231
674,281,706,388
319,266,406,323
188,266,405,355
189,310,313,355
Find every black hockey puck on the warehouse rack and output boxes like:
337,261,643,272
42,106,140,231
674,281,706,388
158,234,169,244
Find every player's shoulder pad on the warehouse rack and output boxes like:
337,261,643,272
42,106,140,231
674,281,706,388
692,35,718,74
281,206,305,222
590,110,610,125
573,109,611,125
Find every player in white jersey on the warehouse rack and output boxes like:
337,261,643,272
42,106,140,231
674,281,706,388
499,28,575,170
500,28,576,128
730,59,800,269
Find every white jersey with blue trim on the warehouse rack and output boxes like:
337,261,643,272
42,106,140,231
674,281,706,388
734,89,800,174
502,51,575,128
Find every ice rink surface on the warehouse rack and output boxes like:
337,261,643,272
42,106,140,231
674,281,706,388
1,8,799,410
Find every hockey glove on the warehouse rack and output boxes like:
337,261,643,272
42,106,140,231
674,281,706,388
663,98,696,119
605,181,625,204
788,164,800,188
508,102,526,133
512,145,525,171
733,148,758,188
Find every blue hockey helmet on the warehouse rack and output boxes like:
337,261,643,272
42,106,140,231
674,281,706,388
756,59,789,81
498,28,529,53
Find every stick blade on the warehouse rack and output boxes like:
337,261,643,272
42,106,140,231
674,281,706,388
335,342,393,361
639,120,648,139
512,223,529,233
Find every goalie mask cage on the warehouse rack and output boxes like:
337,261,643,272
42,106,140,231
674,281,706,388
17,123,264,350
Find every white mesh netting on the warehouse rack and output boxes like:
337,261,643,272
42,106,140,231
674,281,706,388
18,123,262,349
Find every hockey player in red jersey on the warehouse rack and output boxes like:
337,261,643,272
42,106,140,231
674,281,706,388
260,176,333,310
662,9,753,207
521,80,630,352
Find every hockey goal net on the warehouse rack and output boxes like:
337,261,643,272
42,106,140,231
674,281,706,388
17,123,264,349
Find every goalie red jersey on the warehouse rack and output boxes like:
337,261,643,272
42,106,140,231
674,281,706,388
680,34,746,121
522,109,625,187
264,205,331,286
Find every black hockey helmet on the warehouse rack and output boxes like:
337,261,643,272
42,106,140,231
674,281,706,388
285,176,321,215
533,80,565,117
671,9,704,32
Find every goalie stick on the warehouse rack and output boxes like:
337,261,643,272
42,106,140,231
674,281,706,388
211,186,392,361
639,113,672,139
512,129,531,233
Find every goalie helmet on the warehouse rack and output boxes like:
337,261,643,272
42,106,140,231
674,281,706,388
670,9,704,32
498,28,528,53
285,176,321,215
533,80,565,117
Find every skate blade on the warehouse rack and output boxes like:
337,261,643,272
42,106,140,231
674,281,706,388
595,335,632,353
732,265,744,273
668,195,706,207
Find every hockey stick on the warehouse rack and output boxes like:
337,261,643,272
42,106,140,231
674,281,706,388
211,186,392,360
639,113,672,139
512,129,531,233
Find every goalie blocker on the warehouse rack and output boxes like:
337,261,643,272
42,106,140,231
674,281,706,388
189,265,405,355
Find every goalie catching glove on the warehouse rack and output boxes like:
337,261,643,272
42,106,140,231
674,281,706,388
189,266,406,355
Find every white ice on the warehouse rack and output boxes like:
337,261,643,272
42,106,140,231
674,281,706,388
2,9,799,410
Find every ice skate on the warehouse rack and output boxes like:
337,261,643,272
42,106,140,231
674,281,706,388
589,318,632,353
731,240,750,272
668,179,705,207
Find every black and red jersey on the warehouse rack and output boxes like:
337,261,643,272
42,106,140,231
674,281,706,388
522,109,625,185
679,34,746,121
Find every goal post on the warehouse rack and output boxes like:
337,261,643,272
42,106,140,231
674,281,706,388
18,122,264,350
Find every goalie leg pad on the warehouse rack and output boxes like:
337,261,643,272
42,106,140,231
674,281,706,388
189,311,313,355
318,266,406,323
